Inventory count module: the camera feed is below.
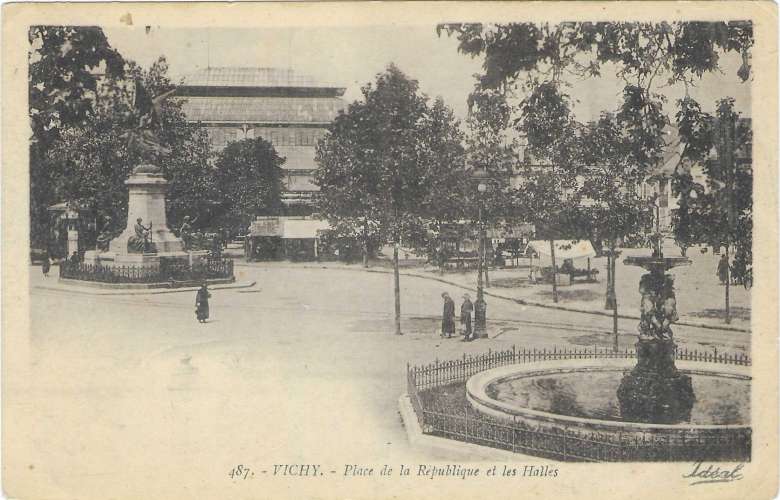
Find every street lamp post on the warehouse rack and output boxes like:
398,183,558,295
473,171,489,339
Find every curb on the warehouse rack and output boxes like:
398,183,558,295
33,280,257,296
225,262,750,334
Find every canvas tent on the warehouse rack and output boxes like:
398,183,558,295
526,240,596,265
524,240,598,285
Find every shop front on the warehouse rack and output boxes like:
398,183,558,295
245,217,330,262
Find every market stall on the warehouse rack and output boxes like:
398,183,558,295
526,240,598,285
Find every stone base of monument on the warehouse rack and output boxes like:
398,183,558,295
84,249,211,268
74,249,233,289
617,339,695,424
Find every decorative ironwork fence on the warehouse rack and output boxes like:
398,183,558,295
59,257,234,284
406,345,751,462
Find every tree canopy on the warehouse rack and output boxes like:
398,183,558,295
212,137,286,233
28,26,215,249
439,21,752,249
315,64,467,250
673,98,752,278
315,64,467,334
29,26,126,147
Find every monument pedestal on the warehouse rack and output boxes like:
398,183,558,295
617,339,695,424
109,164,184,255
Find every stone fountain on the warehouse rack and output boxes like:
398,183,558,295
460,235,750,461
617,249,694,424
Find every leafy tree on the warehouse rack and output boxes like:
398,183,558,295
440,21,752,322
212,137,285,234
29,26,125,248
29,26,125,146
30,48,216,250
576,112,654,340
464,88,518,265
674,98,752,323
439,20,752,184
511,82,584,303
315,64,467,334
405,97,470,262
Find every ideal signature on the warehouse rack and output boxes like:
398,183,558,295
683,462,745,486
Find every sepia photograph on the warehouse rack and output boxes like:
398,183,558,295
2,2,777,499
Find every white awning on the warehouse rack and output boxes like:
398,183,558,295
526,240,596,260
282,219,330,239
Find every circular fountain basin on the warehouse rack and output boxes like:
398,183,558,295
466,358,750,436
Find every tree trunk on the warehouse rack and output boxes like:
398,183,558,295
720,110,735,325
549,239,558,303
612,246,619,352
362,222,369,268
725,244,731,324
604,252,613,310
394,240,402,335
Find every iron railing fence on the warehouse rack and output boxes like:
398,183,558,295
60,257,234,284
422,405,751,462
406,345,751,462
408,346,750,392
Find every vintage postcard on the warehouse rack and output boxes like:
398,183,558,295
2,2,777,499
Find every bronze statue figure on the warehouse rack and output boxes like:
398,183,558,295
122,79,176,162
127,217,155,253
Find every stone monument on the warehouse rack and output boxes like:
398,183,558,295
109,164,183,253
83,163,207,270
82,80,207,271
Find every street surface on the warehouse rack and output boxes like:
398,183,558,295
8,264,750,498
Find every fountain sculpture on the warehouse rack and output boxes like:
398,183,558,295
617,246,694,424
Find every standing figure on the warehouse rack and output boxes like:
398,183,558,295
637,274,659,339
179,216,194,250
41,251,50,278
658,276,679,340
96,215,113,252
460,293,474,341
195,283,211,323
717,254,729,285
441,292,456,338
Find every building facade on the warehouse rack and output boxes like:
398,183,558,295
176,67,346,212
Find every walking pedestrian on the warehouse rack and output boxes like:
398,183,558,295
441,292,455,338
195,283,211,323
41,251,50,278
717,254,729,285
460,293,474,341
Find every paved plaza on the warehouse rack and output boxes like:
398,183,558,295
8,263,750,498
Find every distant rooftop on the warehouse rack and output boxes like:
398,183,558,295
181,67,341,90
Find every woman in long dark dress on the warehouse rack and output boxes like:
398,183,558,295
441,292,455,338
41,252,51,278
195,284,211,323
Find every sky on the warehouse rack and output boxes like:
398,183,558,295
102,25,751,123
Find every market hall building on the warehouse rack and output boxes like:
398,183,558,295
177,67,346,260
